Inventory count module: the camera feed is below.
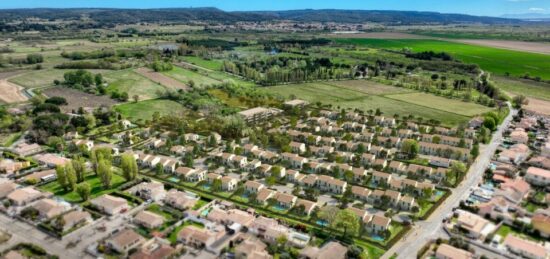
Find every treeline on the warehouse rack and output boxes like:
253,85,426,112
55,60,132,70
177,38,247,51
223,59,353,85
60,49,147,60
405,51,453,61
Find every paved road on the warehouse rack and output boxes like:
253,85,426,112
0,213,81,258
383,105,516,259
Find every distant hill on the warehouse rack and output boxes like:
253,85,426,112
501,13,550,21
0,8,526,25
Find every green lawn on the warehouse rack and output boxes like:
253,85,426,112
162,66,220,87
385,92,494,117
181,56,223,71
114,99,188,122
335,38,550,80
104,69,167,100
265,82,471,126
493,76,550,101
39,173,126,203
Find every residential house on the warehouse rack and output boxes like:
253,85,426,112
32,198,67,220
525,167,550,186
61,210,92,232
163,189,198,210
134,211,164,229
128,181,166,201
7,187,43,206
503,235,548,259
106,228,145,254
435,244,474,259
456,210,496,240
90,194,129,215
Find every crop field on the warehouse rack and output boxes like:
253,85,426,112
326,80,413,95
335,38,550,80
162,66,221,87
181,56,223,71
115,99,188,122
0,79,28,104
385,92,494,116
43,87,119,113
8,69,67,88
266,82,473,126
104,69,167,100
135,67,189,91
494,76,550,101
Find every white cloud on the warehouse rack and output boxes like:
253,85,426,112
528,7,546,12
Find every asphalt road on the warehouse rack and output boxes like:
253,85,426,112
383,105,516,259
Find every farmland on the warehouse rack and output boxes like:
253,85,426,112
385,92,494,117
162,66,221,87
493,76,550,101
104,69,167,100
114,99,188,122
265,82,475,126
335,38,550,80
134,67,189,91
42,87,119,113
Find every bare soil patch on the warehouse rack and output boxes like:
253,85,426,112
326,32,431,39
0,79,28,104
135,67,189,91
42,87,119,113
455,40,550,55
523,98,550,116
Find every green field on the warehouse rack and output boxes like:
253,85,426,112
493,76,550,101
386,92,494,116
115,99,188,122
265,82,473,126
181,56,223,71
163,66,221,87
336,38,550,80
327,80,413,95
8,69,67,88
104,69,167,100
39,173,126,203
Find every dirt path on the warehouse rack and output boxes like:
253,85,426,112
454,39,550,55
135,67,189,91
0,79,28,104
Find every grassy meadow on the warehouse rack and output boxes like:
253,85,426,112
265,81,480,126
336,38,550,80
114,99,188,122
104,69,167,100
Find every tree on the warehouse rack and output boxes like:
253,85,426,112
47,136,65,152
91,147,113,173
56,165,69,192
401,139,419,159
76,182,91,201
512,95,528,109
26,53,43,64
132,95,139,103
120,153,138,181
65,162,77,191
211,179,222,192
449,161,467,185
318,206,339,225
483,116,496,131
72,156,86,183
331,209,360,237
97,159,112,189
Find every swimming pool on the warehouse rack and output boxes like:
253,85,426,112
316,220,328,227
168,177,180,183
371,235,385,242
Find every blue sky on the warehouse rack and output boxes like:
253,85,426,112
0,0,549,17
